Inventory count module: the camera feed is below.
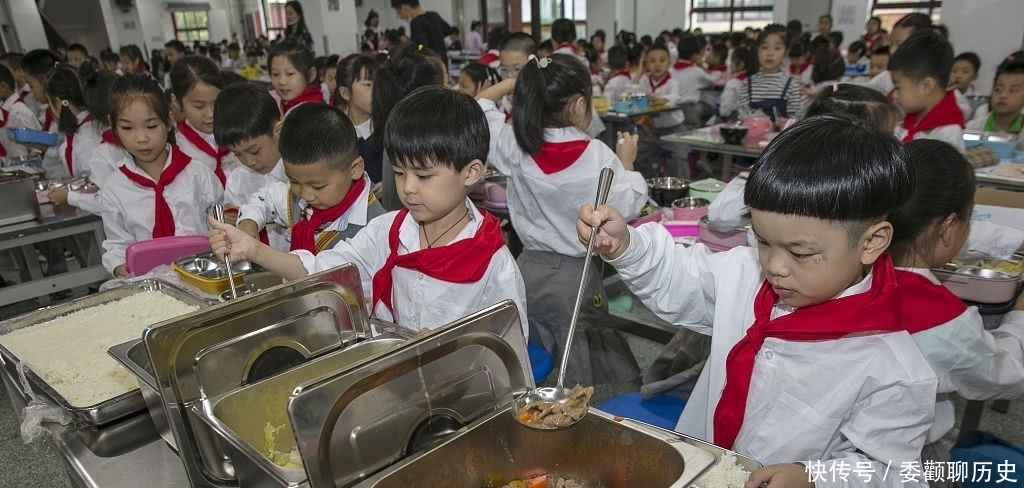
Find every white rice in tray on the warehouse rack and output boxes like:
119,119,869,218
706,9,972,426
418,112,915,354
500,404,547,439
692,453,752,488
0,293,198,407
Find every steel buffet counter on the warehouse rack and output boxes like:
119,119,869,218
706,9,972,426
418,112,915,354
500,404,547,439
0,211,107,307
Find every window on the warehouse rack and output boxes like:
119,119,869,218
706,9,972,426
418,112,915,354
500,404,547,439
521,0,588,39
871,0,941,32
264,0,289,40
172,10,210,42
690,0,773,33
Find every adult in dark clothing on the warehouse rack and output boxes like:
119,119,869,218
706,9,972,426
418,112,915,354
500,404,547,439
284,1,315,53
390,0,450,65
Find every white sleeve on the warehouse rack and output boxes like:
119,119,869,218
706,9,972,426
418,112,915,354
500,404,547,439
477,98,516,176
595,142,648,220
237,181,290,229
479,250,530,340
66,190,103,215
965,105,989,131
100,188,132,274
719,79,742,117
292,213,390,300
223,171,248,208
707,175,748,231
606,224,720,328
197,166,224,210
917,126,965,153
9,104,41,130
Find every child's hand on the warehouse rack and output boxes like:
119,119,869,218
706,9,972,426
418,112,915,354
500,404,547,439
774,117,792,130
48,187,69,206
577,204,630,259
615,131,639,171
113,265,129,278
746,463,814,488
1014,289,1024,311
476,78,515,102
208,216,259,263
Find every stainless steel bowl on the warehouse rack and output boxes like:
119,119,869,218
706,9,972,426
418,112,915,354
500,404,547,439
672,197,710,209
648,177,689,207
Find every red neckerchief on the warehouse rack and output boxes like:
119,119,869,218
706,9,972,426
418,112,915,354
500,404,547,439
280,85,326,114
647,72,671,93
734,72,747,81
673,60,693,71
0,107,8,157
712,254,960,449
531,139,590,174
117,146,192,239
370,207,505,318
16,86,30,104
64,114,94,176
901,90,965,143
708,64,728,73
895,270,968,332
42,108,55,131
789,61,812,76
176,120,229,186
609,69,632,81
101,129,121,147
479,50,499,67
133,63,147,73
289,176,366,253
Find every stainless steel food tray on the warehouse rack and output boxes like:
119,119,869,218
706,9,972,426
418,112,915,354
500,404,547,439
0,279,208,426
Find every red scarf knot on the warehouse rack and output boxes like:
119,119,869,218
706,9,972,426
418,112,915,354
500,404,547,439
289,176,367,253
531,139,590,174
901,90,965,143
280,85,326,115
370,207,505,319
176,120,229,186
117,146,192,239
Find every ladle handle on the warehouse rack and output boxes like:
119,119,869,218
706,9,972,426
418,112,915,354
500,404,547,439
212,204,239,299
556,167,614,387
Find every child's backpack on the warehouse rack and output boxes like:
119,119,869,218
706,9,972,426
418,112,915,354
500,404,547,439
949,430,1024,488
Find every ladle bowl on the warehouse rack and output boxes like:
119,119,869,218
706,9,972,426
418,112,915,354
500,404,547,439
513,168,613,430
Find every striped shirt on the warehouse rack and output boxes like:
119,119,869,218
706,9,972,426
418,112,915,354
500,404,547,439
737,71,804,119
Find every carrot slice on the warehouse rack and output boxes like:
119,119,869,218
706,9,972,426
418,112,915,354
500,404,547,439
525,475,548,488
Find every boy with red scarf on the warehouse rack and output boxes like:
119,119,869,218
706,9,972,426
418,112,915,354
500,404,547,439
578,116,941,488
234,102,383,255
210,87,527,333
890,30,965,152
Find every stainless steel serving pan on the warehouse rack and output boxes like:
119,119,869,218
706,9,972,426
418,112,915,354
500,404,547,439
0,279,207,426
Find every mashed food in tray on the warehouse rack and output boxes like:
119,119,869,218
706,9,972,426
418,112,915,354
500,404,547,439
692,453,752,488
0,293,198,407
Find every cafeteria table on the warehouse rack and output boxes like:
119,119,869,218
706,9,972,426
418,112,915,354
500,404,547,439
0,211,107,307
975,162,1024,192
660,128,768,180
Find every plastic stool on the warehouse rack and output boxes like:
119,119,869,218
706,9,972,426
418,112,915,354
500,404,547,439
527,343,553,384
597,392,686,430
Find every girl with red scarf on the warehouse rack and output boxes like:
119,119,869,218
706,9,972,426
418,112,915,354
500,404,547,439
100,74,222,277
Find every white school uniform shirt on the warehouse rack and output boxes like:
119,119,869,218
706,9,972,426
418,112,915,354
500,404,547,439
0,93,42,158
671,63,713,104
174,120,241,179
237,171,375,252
603,71,633,103
99,145,223,273
900,267,1024,444
39,109,67,179
353,118,372,140
859,70,893,97
479,98,647,257
17,84,43,116
57,111,102,177
68,138,133,215
706,172,748,231
897,124,966,153
294,199,529,335
610,226,936,487
954,88,974,121
320,82,332,104
718,76,744,117
226,159,289,250
638,73,685,128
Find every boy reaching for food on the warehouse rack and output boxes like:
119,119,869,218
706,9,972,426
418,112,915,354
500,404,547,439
578,115,940,487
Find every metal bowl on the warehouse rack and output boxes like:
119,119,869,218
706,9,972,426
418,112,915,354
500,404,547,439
672,197,710,209
719,125,749,144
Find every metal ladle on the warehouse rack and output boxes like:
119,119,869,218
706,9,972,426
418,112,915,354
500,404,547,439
513,167,614,430
211,204,239,300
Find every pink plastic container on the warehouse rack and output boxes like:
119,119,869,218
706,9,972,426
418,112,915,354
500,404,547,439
125,235,211,276
698,217,750,251
671,197,710,220
629,208,665,227
741,115,772,138
663,220,701,238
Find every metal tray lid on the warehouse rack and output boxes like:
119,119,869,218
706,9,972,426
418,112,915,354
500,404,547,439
288,300,531,488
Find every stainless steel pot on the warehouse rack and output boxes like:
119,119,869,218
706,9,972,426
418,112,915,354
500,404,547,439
647,177,689,207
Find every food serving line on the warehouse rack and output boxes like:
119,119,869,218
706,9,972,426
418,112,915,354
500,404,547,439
0,250,761,488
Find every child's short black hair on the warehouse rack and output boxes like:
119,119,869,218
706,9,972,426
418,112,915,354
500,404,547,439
647,42,670,57
627,44,643,66
551,18,576,44
889,139,974,261
954,52,981,73
279,102,358,169
745,114,912,237
370,45,442,150
384,85,488,172
214,83,280,147
389,0,419,7
710,42,728,64
757,24,788,47
847,40,867,58
99,50,120,64
894,12,933,31
21,49,60,82
811,47,845,84
826,31,844,47
888,29,954,87
677,35,699,61
871,44,891,58
83,70,118,125
268,38,316,82
68,44,89,56
607,45,628,70
0,52,24,71
788,42,806,58
169,55,223,103
730,45,756,72
499,33,535,55
119,44,143,62
165,40,186,54
805,83,900,132
0,64,16,91
337,54,376,91
110,73,172,128
460,61,499,90
538,39,554,54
